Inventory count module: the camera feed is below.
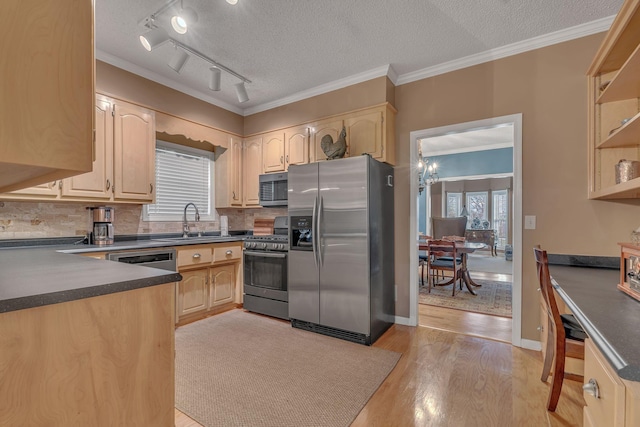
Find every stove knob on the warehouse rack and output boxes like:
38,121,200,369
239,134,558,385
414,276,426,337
259,242,267,249
278,244,284,250
248,242,256,249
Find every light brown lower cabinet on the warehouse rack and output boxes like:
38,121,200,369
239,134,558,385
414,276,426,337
175,242,242,325
0,283,175,426
583,338,640,427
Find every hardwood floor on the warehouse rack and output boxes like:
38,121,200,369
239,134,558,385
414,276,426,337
176,273,584,426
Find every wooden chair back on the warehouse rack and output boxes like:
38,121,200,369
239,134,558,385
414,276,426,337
427,239,463,296
533,245,585,412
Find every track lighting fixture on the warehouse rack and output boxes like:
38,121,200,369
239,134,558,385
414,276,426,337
139,0,251,103
139,27,169,51
235,82,249,103
168,47,189,73
209,67,221,91
170,2,198,34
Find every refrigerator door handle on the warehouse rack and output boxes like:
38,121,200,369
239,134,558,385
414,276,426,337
312,196,319,269
318,195,324,267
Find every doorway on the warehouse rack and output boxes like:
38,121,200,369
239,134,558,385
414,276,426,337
408,114,523,347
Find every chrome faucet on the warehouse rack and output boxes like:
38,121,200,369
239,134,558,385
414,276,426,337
182,203,201,238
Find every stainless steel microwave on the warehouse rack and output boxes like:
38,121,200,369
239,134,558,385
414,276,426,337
259,172,288,207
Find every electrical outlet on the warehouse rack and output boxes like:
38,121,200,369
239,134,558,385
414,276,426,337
525,215,536,230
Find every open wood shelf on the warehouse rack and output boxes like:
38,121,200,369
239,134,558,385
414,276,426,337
597,42,640,104
596,110,640,148
589,176,640,199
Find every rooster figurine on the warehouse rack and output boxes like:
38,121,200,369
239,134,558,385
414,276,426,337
321,126,347,160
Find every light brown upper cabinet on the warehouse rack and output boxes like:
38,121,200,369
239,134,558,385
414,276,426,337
263,126,310,172
308,104,396,165
215,135,245,208
344,104,396,165
1,95,156,204
310,118,345,163
263,131,286,173
0,0,94,193
113,100,156,202
243,137,264,207
61,95,114,200
285,125,310,168
587,0,640,199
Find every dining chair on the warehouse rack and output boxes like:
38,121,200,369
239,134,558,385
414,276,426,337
429,217,467,280
533,246,586,412
431,216,467,239
426,240,463,296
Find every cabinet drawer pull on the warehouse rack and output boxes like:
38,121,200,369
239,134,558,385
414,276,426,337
106,179,111,190
583,378,600,399
192,253,201,259
226,250,233,255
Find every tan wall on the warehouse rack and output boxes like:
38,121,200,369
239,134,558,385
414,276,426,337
394,33,640,340
243,76,392,135
96,61,244,135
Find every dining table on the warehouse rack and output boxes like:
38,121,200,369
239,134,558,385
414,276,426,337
419,241,486,295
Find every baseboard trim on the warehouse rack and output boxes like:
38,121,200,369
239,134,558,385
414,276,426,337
394,316,415,326
520,338,542,351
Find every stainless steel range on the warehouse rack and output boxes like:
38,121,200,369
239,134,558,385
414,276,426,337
243,216,289,320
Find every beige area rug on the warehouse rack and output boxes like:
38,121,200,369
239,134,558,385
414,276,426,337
466,252,513,275
419,279,512,317
175,310,401,427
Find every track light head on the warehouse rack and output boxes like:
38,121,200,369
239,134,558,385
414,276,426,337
208,67,221,91
235,82,249,103
171,7,198,34
140,27,169,51
168,47,189,73
226,0,238,4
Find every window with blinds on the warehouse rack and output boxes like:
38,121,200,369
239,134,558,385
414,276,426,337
144,141,215,221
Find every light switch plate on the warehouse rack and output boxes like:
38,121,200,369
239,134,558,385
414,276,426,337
525,215,536,230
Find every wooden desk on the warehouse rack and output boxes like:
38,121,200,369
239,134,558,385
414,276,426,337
419,242,485,295
465,229,497,256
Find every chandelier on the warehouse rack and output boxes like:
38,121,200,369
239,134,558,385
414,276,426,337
417,146,439,194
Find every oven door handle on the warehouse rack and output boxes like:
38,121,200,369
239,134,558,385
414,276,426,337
244,250,287,259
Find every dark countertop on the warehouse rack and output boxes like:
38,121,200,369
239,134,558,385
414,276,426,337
0,235,247,314
550,265,640,382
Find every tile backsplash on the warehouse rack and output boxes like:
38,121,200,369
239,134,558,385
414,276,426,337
0,201,287,240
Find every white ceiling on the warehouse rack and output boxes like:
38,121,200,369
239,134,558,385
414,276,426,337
96,0,623,116
420,124,514,156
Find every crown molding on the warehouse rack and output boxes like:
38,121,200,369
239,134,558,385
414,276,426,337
95,49,244,115
396,15,615,86
243,65,393,116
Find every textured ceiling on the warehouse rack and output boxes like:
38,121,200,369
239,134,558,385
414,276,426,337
96,0,623,115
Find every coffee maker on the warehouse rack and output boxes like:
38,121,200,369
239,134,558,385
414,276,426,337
90,206,115,246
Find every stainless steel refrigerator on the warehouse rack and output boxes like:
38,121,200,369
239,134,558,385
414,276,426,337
288,155,395,345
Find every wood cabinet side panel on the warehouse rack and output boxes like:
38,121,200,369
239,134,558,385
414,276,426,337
0,284,175,427
0,0,94,175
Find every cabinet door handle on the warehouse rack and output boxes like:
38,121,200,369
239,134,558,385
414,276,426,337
226,250,233,255
280,155,284,164
150,183,154,194
192,253,201,259
58,181,63,189
583,379,600,399
106,179,111,191
536,325,543,332
286,154,289,163
233,191,236,200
